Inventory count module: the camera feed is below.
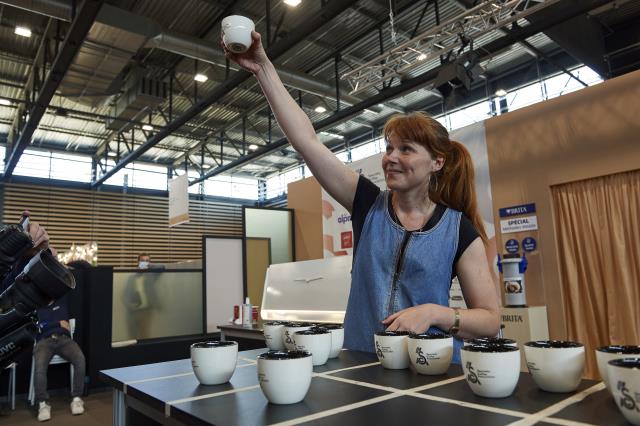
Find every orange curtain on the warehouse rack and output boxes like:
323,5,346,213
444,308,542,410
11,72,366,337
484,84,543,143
551,170,640,379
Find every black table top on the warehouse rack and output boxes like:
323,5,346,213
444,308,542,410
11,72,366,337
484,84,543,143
100,347,625,426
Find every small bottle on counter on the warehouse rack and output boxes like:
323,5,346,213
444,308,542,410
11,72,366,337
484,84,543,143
242,297,252,328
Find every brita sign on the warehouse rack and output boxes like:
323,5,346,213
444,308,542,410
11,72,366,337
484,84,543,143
500,215,538,234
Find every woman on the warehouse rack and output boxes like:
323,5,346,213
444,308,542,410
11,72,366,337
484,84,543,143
224,32,500,362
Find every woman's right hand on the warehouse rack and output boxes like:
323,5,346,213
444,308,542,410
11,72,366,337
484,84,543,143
222,31,269,75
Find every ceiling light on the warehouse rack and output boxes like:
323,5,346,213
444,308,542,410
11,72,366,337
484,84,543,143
15,26,31,38
495,89,507,97
248,144,258,151
320,131,344,140
107,152,117,157
417,53,427,61
284,0,301,6
194,73,208,83
314,106,326,113
142,124,153,131
0,98,11,106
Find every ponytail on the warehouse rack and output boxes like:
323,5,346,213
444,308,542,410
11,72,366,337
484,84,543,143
431,141,487,244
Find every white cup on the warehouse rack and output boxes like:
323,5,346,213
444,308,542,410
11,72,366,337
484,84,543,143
257,350,313,404
190,341,238,385
374,331,410,369
466,337,518,348
322,324,344,358
283,323,313,350
524,340,585,393
408,333,453,375
294,328,331,366
263,321,286,351
461,344,521,398
607,358,640,426
595,345,640,392
221,15,255,53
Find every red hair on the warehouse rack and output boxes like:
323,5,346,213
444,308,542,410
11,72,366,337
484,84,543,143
383,112,487,243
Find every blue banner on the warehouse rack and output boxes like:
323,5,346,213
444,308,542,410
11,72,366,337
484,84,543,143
499,203,536,218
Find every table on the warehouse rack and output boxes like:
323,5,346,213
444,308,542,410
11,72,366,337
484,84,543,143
100,348,627,425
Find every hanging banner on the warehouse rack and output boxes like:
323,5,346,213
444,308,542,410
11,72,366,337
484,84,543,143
169,174,190,227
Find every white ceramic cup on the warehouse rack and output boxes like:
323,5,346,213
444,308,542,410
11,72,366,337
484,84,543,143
595,345,640,392
283,323,313,350
606,358,640,426
466,337,518,348
263,321,286,351
524,340,585,393
374,331,410,369
322,324,344,358
294,328,331,366
190,340,238,385
257,350,313,405
407,333,453,375
461,344,521,398
221,15,255,53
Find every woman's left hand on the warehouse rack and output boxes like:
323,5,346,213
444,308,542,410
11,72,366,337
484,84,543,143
382,304,437,333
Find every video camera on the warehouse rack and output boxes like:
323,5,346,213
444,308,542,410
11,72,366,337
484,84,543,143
0,221,75,369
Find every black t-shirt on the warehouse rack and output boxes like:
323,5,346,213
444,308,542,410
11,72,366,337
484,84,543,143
351,175,480,279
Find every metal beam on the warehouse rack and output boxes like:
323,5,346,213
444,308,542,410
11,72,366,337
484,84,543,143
3,0,104,178
92,0,359,187
189,0,613,185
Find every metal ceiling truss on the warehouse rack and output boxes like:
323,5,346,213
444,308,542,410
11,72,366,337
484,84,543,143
341,0,562,96
91,0,360,187
2,0,104,179
190,0,613,186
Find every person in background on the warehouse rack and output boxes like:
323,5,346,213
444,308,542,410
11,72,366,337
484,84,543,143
137,253,150,270
223,32,500,363
34,292,86,421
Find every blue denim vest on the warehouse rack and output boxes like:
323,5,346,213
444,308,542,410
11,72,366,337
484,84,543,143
344,191,464,363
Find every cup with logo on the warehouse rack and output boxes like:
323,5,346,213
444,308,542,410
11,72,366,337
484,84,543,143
282,322,313,350
190,340,238,385
461,343,520,398
595,345,640,392
294,327,331,366
374,331,410,369
263,321,286,351
407,332,453,375
607,358,640,425
524,340,585,393
257,350,313,404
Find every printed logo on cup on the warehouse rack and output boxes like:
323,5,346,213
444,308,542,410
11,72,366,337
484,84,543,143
415,347,429,366
618,381,640,413
376,341,385,359
466,361,481,385
284,330,293,344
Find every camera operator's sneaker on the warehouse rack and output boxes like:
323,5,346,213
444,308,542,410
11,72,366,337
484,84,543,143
70,397,84,415
37,402,51,422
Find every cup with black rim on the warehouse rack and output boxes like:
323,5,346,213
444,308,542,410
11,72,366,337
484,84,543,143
190,340,238,385
408,332,453,375
524,340,585,393
461,344,521,398
606,357,640,426
321,323,344,358
294,327,331,366
282,322,313,350
466,337,518,348
257,350,313,404
374,331,410,369
596,345,640,392
263,321,286,351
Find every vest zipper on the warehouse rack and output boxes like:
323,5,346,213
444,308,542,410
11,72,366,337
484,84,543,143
387,230,412,316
